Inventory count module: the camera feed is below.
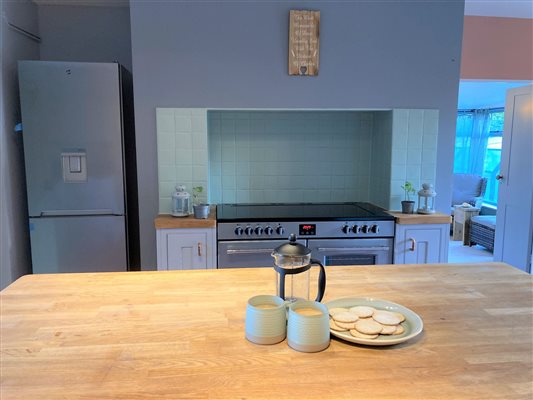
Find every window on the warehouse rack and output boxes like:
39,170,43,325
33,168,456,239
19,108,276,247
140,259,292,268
482,111,504,205
454,109,504,206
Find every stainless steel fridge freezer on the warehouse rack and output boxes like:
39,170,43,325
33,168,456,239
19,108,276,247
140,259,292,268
18,61,140,274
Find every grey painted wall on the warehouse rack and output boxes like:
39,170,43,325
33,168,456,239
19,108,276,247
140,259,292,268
130,1,464,268
1,0,39,289
38,5,132,71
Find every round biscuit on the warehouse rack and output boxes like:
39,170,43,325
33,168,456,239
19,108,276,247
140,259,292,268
393,325,405,335
329,319,348,332
393,312,406,323
372,310,402,326
328,307,349,317
379,325,397,335
332,311,359,323
349,329,379,339
354,319,383,335
349,306,375,318
335,320,357,330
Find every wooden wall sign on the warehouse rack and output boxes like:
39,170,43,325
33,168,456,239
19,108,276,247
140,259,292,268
289,10,320,76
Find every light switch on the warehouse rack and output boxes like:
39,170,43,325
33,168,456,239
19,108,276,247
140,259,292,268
69,156,82,173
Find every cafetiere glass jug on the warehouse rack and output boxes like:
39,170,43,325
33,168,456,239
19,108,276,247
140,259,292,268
272,234,326,303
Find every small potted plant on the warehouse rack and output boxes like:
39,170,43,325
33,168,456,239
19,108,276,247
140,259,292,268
192,186,209,219
401,181,416,214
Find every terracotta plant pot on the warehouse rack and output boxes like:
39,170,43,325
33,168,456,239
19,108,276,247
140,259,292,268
401,201,415,214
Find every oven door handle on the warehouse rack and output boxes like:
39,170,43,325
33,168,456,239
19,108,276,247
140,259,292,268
316,247,390,252
226,248,275,255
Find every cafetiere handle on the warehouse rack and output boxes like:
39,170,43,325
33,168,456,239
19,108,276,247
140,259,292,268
311,259,326,302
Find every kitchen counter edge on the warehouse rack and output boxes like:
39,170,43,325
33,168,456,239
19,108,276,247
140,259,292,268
388,211,452,225
154,205,217,229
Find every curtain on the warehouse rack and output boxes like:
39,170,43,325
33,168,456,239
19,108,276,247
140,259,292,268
454,110,491,175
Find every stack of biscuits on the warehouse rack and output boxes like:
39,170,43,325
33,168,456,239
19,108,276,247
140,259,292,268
329,306,406,340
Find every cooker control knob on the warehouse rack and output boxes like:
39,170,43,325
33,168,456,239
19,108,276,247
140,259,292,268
370,224,380,234
352,225,360,234
245,226,253,235
255,226,263,235
342,224,350,234
264,226,273,235
234,226,243,236
361,225,369,233
276,226,284,235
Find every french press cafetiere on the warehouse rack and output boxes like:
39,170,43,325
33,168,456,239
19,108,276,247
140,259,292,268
271,234,326,302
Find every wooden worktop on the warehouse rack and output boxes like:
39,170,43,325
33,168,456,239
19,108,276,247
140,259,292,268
1,263,532,399
388,211,452,224
154,205,216,229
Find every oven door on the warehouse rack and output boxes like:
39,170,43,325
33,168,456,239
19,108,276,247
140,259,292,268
218,239,305,269
307,238,393,266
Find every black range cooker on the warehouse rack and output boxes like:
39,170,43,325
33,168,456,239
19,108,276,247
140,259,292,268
216,202,395,269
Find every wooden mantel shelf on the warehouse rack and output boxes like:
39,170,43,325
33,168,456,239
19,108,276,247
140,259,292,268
1,262,532,399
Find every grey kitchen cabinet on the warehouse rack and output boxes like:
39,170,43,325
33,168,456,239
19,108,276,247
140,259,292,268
394,223,449,264
156,228,217,270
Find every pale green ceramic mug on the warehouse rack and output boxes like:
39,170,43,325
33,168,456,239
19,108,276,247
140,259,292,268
287,300,330,352
245,295,287,345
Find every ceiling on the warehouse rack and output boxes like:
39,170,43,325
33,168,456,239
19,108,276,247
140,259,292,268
458,81,532,109
32,0,128,6
30,0,533,17
464,0,533,19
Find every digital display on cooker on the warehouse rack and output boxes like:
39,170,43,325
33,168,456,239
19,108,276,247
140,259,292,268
299,224,316,236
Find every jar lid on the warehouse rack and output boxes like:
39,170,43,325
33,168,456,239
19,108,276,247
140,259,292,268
273,234,311,257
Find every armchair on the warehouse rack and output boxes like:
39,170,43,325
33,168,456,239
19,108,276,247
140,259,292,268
451,173,487,213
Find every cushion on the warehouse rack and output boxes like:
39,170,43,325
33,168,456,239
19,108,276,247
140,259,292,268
471,215,496,230
452,174,485,205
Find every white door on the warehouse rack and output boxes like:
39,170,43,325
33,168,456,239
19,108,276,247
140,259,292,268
166,232,208,270
494,85,533,273
395,225,445,264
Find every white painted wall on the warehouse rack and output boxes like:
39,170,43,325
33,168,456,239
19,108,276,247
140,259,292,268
0,0,39,289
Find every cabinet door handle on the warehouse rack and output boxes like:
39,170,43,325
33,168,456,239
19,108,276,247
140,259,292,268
408,238,416,252
197,242,202,257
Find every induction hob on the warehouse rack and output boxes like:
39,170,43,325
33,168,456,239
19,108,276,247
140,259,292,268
216,202,394,223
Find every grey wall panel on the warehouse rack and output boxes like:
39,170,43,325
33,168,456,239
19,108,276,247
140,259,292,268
38,5,132,72
0,0,39,289
130,1,464,268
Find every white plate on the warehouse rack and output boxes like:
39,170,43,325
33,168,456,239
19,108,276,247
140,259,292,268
325,297,423,346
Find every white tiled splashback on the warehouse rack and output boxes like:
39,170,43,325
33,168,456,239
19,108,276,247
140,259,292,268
209,111,376,204
156,108,208,213
389,109,439,210
156,108,438,213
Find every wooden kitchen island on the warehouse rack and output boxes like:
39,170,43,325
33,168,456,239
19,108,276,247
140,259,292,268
1,263,532,399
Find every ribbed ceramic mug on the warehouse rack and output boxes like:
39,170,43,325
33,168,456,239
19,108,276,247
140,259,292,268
287,300,330,352
245,295,287,345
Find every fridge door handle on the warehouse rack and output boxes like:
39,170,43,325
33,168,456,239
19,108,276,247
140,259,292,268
40,209,115,217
